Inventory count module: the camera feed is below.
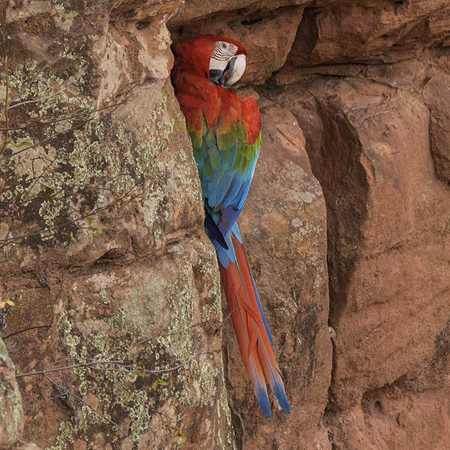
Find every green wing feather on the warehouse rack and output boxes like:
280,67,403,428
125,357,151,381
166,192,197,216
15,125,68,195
188,114,260,237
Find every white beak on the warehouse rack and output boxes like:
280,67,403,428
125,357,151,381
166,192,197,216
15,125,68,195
225,54,246,86
209,54,247,87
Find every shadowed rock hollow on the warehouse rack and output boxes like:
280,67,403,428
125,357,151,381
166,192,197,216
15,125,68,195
1,0,450,449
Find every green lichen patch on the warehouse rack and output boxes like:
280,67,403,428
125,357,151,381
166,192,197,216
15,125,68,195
47,241,233,449
0,338,23,447
48,276,201,448
0,52,173,252
50,301,160,448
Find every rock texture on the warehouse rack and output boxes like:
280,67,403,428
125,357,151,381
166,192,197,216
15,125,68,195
274,69,450,448
0,338,23,449
2,0,450,449
1,1,233,449
5,444,41,450
286,1,450,68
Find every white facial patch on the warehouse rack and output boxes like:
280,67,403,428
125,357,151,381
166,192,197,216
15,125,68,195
209,41,239,72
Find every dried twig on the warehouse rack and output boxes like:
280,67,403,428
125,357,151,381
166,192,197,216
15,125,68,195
45,373,132,442
51,378,82,423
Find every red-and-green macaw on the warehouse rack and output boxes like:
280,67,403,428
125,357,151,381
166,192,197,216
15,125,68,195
171,34,290,417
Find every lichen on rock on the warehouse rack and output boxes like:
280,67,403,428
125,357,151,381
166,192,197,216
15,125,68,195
0,338,23,449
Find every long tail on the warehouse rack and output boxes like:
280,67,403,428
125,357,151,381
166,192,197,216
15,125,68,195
217,224,290,418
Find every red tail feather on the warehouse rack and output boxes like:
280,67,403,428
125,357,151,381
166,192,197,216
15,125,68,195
219,235,289,417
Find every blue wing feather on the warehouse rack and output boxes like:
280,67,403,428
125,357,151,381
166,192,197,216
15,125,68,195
194,114,260,242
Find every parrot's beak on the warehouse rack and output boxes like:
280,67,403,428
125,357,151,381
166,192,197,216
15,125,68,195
223,54,246,86
209,69,223,85
209,54,246,87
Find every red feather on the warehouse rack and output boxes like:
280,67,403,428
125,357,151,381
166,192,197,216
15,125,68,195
219,235,290,417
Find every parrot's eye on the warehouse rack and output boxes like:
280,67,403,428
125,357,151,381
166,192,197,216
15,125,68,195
212,41,237,57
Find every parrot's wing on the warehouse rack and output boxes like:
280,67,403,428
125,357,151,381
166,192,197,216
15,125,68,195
187,111,260,247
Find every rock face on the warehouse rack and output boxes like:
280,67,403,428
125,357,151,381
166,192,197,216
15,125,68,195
0,339,23,450
1,1,233,449
275,69,450,448
2,0,450,449
286,1,450,67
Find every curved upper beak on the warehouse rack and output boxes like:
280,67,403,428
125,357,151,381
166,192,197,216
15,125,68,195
224,54,246,86
209,54,246,87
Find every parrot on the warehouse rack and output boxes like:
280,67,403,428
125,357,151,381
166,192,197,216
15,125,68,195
171,34,290,418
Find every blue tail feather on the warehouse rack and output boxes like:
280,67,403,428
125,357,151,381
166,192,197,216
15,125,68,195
273,379,291,414
251,274,274,347
254,375,272,418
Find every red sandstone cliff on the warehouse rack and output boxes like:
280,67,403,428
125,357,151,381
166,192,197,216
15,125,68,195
1,1,450,449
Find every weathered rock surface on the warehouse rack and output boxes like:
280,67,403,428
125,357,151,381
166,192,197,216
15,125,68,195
0,339,23,450
285,0,450,68
6,444,41,450
169,0,308,27
422,65,450,183
274,56,450,448
1,1,233,449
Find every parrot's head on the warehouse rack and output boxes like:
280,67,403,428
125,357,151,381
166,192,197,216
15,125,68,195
207,36,247,87
174,34,248,87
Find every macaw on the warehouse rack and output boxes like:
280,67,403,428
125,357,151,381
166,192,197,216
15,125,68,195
171,34,290,418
